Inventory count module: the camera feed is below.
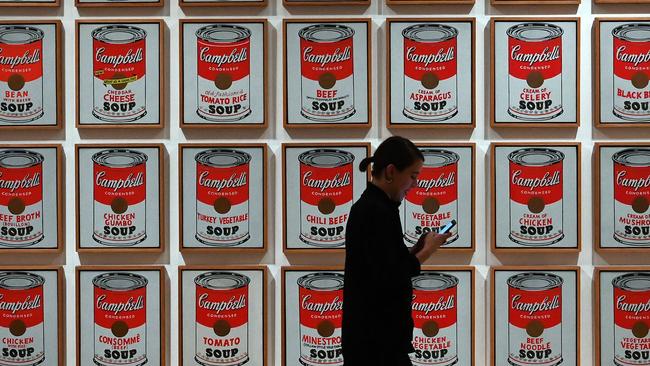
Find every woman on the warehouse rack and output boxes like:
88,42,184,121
341,136,451,366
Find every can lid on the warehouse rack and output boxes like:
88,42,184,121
402,23,458,43
612,23,650,42
195,149,251,168
0,150,44,169
421,149,460,168
507,272,563,291
92,272,148,291
412,272,459,290
299,149,355,168
91,25,147,44
0,272,44,290
508,148,564,167
194,271,250,290
92,149,148,168
0,26,44,45
196,24,251,43
613,272,650,292
298,24,354,43
506,23,563,42
297,272,344,291
612,148,650,167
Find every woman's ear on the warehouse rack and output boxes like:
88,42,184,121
384,164,396,182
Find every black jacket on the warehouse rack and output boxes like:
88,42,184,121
341,183,421,360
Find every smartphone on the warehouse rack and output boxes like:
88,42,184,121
439,220,457,235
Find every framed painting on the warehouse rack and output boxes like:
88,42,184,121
283,19,371,128
76,266,165,366
411,266,475,365
595,266,650,366
180,19,267,128
76,0,162,8
400,143,475,251
282,143,370,253
491,143,581,253
0,21,62,128
179,143,267,252
0,266,64,365
491,266,580,366
179,0,266,7
0,0,59,8
281,266,344,366
386,0,473,5
490,18,580,127
387,18,476,128
76,20,164,128
595,18,650,127
178,265,268,365
75,144,164,253
595,143,650,253
0,144,63,253
284,0,368,6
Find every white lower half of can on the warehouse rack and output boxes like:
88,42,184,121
93,77,146,123
0,79,44,123
197,77,251,122
508,76,562,121
403,200,458,245
94,324,147,366
508,324,562,366
613,75,650,121
195,200,250,246
614,200,650,246
0,324,44,366
194,322,249,366
299,200,351,247
299,325,342,366
614,324,650,366
403,76,458,122
93,201,146,246
0,202,43,247
300,76,355,122
411,325,458,366
509,200,564,246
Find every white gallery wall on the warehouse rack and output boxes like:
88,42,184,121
3,0,650,364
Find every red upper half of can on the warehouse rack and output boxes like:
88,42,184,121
0,42,43,83
0,164,42,206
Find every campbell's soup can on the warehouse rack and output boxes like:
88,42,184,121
508,148,564,246
196,25,251,122
299,24,355,122
404,149,458,245
402,24,458,122
297,273,344,366
93,273,147,366
410,273,458,366
0,26,44,123
299,149,354,247
92,25,147,123
0,272,44,366
613,149,650,246
507,23,563,121
0,150,44,247
195,149,250,246
508,272,563,366
92,149,147,246
613,273,650,366
194,272,250,366
612,24,650,122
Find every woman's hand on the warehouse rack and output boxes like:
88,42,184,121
412,231,452,263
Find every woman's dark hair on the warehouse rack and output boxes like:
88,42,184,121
359,136,424,177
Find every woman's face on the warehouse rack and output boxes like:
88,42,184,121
390,160,424,202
